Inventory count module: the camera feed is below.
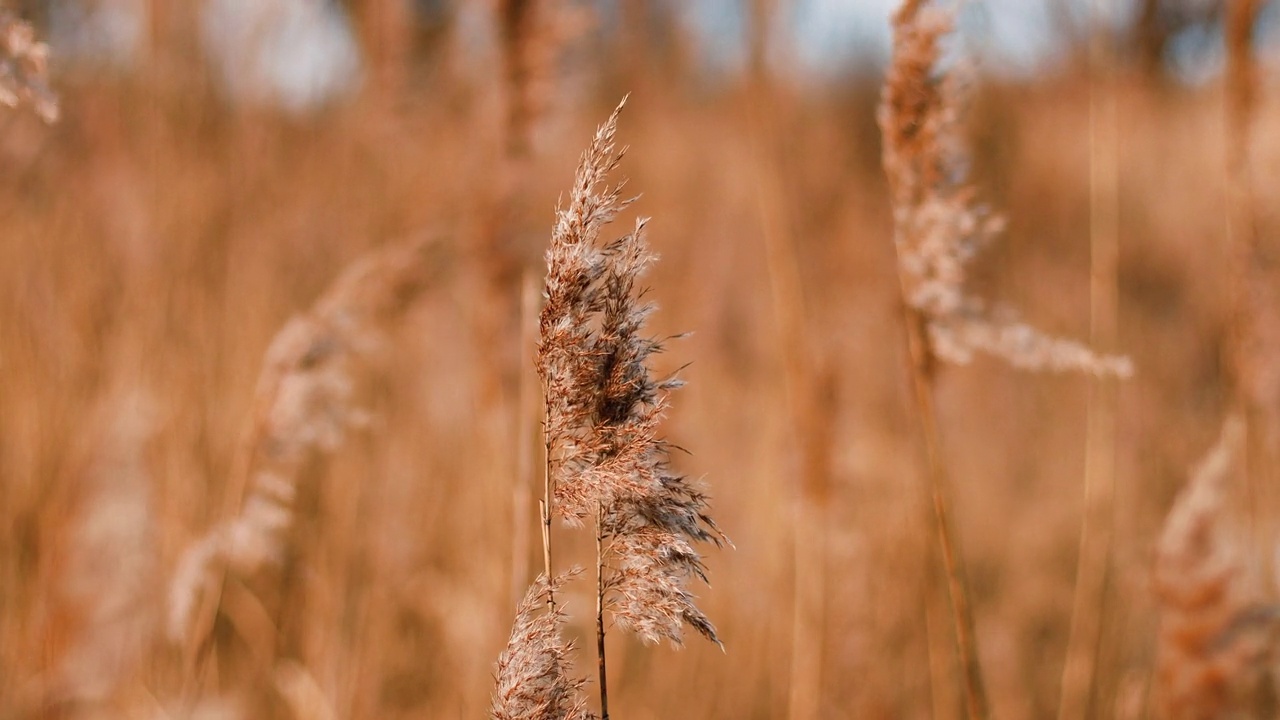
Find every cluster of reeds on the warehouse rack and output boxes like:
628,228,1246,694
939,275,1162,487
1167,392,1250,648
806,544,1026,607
492,99,724,720
13,1,1280,717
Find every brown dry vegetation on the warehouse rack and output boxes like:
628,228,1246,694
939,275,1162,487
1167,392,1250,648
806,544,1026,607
2,2,1280,719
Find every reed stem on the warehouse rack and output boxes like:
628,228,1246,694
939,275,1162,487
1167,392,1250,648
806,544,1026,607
898,303,990,720
542,403,555,611
596,499,610,720
1058,7,1120,717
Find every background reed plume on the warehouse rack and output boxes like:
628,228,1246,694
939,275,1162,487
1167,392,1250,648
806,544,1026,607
0,8,56,123
878,2,1137,717
880,0,1131,379
168,239,439,679
1154,418,1279,719
497,97,724,719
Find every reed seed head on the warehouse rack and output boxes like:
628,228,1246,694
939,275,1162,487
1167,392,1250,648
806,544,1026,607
880,0,1132,379
1154,418,1279,718
492,572,596,720
536,98,725,647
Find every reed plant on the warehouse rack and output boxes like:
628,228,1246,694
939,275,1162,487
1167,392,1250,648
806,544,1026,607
494,98,724,720
879,2,1133,717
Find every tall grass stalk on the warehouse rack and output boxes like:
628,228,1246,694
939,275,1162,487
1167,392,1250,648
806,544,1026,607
513,272,540,605
1223,0,1274,558
1058,6,1122,717
753,118,830,720
880,4,990,715
741,8,834,715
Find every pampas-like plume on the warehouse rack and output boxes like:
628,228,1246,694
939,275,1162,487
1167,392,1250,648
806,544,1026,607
879,0,1131,379
502,97,722,719
492,572,596,720
0,10,56,123
1155,418,1279,719
538,97,725,647
168,240,438,644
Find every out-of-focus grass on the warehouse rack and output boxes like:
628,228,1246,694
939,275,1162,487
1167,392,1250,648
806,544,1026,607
0,24,1274,717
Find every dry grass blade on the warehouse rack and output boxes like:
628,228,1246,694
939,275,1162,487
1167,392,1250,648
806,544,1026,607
492,572,596,720
1057,6,1123,716
1223,0,1280,561
275,659,338,720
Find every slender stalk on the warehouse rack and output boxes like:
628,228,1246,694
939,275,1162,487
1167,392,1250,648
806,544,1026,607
1224,0,1271,555
897,302,991,720
596,500,610,720
743,27,830,718
924,565,960,720
1058,8,1120,718
541,407,555,611
512,272,539,604
541,323,556,613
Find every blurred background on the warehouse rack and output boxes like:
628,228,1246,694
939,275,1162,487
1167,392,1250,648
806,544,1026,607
2,0,1279,718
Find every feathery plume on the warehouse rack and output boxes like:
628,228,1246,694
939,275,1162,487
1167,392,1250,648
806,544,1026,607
0,10,56,123
879,0,1131,378
168,240,439,643
538,98,725,647
492,573,595,720
501,98,723,720
1154,418,1279,718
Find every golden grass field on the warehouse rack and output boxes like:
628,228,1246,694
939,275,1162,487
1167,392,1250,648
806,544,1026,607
2,2,1279,718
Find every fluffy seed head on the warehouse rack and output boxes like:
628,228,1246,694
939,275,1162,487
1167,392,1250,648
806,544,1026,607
879,0,1132,378
536,99,725,647
491,572,596,720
